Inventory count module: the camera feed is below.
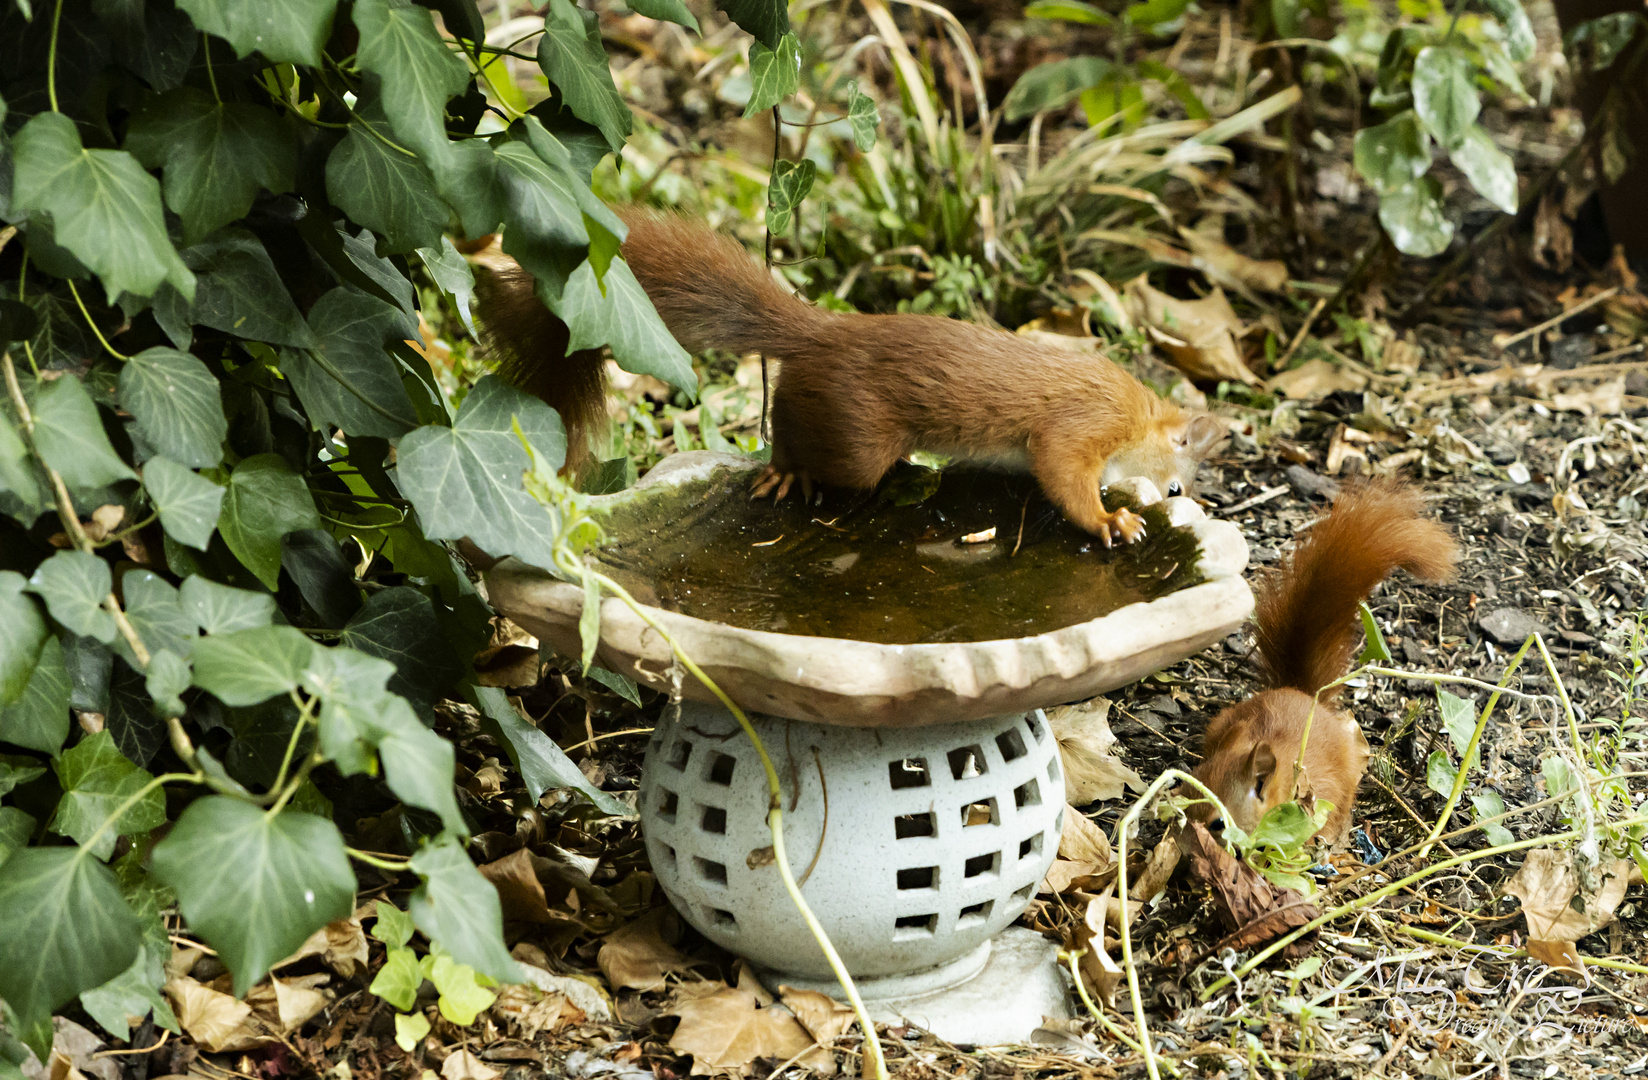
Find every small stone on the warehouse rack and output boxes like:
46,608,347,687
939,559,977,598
1557,627,1598,648
1142,694,1181,717
1506,462,1531,484
1285,464,1340,501
1478,608,1553,645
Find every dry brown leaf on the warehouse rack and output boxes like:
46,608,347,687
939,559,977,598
668,988,829,1076
1040,859,1107,894
491,985,576,1039
1267,357,1369,402
439,1049,499,1080
1179,227,1290,294
1324,423,1371,477
1046,699,1141,805
1129,832,1181,903
1524,938,1586,973
1531,192,1573,272
515,962,613,1022
165,977,268,1053
734,962,776,1007
598,908,702,991
1058,805,1114,867
269,976,331,1033
1177,823,1319,959
777,986,856,1045
480,847,555,924
1504,849,1632,966
1071,891,1124,1008
1550,377,1625,415
276,917,368,979
1123,276,1258,385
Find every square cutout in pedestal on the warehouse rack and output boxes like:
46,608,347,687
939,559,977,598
888,758,931,789
947,745,987,780
958,900,994,927
897,865,938,890
892,913,937,940
894,812,936,839
695,857,728,885
961,798,998,827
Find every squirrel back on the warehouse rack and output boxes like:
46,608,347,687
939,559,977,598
1192,480,1458,839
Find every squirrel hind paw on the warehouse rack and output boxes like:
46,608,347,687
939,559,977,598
750,466,813,503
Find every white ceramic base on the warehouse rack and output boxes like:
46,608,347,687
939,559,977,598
761,929,1071,1047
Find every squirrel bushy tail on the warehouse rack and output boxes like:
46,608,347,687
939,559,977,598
472,210,818,467
1255,481,1458,699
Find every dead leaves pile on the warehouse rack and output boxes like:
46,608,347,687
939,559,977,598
1504,848,1639,973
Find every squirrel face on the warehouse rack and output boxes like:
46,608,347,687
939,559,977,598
1190,689,1369,842
1104,412,1228,500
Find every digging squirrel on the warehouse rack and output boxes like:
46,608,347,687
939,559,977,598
1191,481,1459,842
475,210,1229,546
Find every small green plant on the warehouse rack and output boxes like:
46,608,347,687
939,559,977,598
367,900,497,1052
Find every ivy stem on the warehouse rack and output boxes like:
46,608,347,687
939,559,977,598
203,33,222,104
1,348,150,667
1063,949,1150,1056
66,279,130,362
264,692,318,813
1421,633,1535,857
1391,924,1648,976
569,556,889,1080
47,0,64,112
78,771,200,858
346,847,414,872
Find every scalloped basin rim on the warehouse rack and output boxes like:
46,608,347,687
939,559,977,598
484,452,1254,728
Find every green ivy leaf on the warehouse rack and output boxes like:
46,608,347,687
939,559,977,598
395,375,565,570
587,665,642,705
144,648,191,719
10,113,195,303
30,374,137,489
394,1010,430,1051
847,82,880,151
29,551,116,644
374,698,465,835
325,124,450,256
49,730,165,860
191,625,316,706
78,937,176,1042
1122,0,1192,29
119,347,227,470
0,847,143,1030
1354,602,1392,665
764,158,815,236
426,953,494,1025
558,258,697,395
1479,41,1530,102
1352,110,1430,193
1248,800,1317,853
1378,176,1454,257
408,838,522,983
0,756,45,798
373,900,416,948
1566,11,1643,72
143,457,223,551
1482,0,1536,61
1451,124,1517,214
1425,748,1457,799
0,573,49,708
431,139,507,241
353,0,472,168
125,89,298,245
1412,46,1479,150
471,686,632,816
418,238,477,336
717,0,788,48
744,32,801,118
283,287,421,439
0,635,69,754
0,408,46,520
1024,0,1112,22
1470,790,1514,846
117,572,196,667
370,945,423,1010
179,576,275,636
0,806,35,863
495,140,594,302
624,0,699,31
155,231,318,351
339,587,463,715
1436,688,1479,764
174,0,337,66
151,797,355,996
218,454,323,589
537,0,632,153
1003,57,1110,122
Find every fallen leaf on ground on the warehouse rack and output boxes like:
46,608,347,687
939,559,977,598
480,847,557,924
492,985,577,1039
1128,831,1181,902
1504,849,1632,971
245,974,331,1034
1177,823,1319,958
1267,357,1369,401
777,986,857,1045
440,1048,500,1080
1180,227,1290,294
1046,699,1141,804
1124,277,1259,385
165,977,268,1052
668,987,831,1075
1070,890,1124,1008
276,916,368,979
598,908,703,991
1550,377,1625,415
515,958,613,1022
1059,804,1114,867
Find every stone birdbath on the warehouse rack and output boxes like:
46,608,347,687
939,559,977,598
484,451,1251,1044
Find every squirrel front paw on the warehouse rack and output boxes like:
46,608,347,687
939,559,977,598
1092,507,1147,547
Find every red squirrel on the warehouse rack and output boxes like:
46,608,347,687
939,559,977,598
1191,481,1458,842
474,211,1229,546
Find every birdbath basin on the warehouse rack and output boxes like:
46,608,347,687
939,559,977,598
484,451,1251,726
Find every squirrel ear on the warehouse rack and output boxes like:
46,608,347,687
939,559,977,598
1247,742,1278,786
1184,414,1228,457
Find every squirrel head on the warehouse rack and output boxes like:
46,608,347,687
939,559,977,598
1105,411,1228,499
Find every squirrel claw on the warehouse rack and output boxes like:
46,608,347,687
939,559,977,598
751,466,811,504
1092,507,1147,547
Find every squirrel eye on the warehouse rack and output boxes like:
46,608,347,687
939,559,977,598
1167,480,1183,497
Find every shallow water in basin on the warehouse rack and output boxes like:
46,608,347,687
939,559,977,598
591,463,1204,645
